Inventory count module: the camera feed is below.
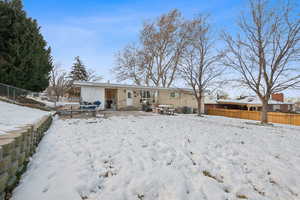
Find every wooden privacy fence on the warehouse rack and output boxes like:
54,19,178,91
207,108,300,126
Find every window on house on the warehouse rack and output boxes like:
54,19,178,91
170,92,178,98
273,104,280,111
140,90,151,99
128,92,132,98
146,91,150,98
140,90,156,104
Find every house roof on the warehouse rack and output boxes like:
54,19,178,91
73,81,195,92
204,96,218,104
217,96,294,106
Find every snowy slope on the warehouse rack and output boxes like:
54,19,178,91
28,97,79,108
0,101,50,134
12,115,300,200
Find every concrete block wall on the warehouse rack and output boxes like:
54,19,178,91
0,115,52,200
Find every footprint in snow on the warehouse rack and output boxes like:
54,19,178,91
47,171,56,180
42,185,50,193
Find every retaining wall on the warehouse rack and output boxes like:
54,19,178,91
0,114,52,199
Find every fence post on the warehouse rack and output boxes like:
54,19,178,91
7,85,9,99
13,88,16,101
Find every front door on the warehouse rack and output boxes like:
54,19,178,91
126,90,133,106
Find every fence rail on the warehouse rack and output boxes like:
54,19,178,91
207,108,300,126
0,82,37,102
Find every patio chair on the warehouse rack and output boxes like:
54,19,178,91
80,101,101,110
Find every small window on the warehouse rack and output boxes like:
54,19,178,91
128,92,132,98
140,90,151,99
273,104,280,111
170,92,176,98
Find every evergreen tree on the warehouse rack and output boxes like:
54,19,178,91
69,56,88,81
0,0,53,92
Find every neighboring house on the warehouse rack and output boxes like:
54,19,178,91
74,81,202,111
286,97,300,113
295,102,300,113
205,93,294,113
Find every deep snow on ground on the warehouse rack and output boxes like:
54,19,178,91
12,115,300,200
0,101,50,134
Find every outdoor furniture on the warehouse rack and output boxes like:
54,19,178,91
142,100,152,112
55,100,102,118
156,104,175,115
80,101,101,110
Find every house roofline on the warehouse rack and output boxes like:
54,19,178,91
73,81,196,92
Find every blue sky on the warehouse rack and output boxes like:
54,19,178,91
22,0,299,98
23,0,243,78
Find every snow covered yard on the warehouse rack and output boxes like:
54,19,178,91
12,114,300,200
0,101,50,134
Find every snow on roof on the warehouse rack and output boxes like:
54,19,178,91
217,96,293,105
74,81,195,92
204,96,219,104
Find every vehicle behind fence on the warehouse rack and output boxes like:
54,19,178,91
207,108,300,126
0,82,38,102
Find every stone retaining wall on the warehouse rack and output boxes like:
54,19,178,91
0,114,52,199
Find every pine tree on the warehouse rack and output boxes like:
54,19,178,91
0,0,53,92
69,56,88,81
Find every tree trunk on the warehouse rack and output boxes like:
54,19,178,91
197,97,202,116
261,100,268,124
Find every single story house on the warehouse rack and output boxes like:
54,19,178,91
205,93,294,113
73,81,203,112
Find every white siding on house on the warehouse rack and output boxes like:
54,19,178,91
81,86,105,110
273,104,280,111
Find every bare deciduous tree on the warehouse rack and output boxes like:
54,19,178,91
222,0,300,123
113,9,191,87
113,44,148,85
180,15,225,116
87,69,103,82
49,64,71,102
141,9,191,87
215,90,230,100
